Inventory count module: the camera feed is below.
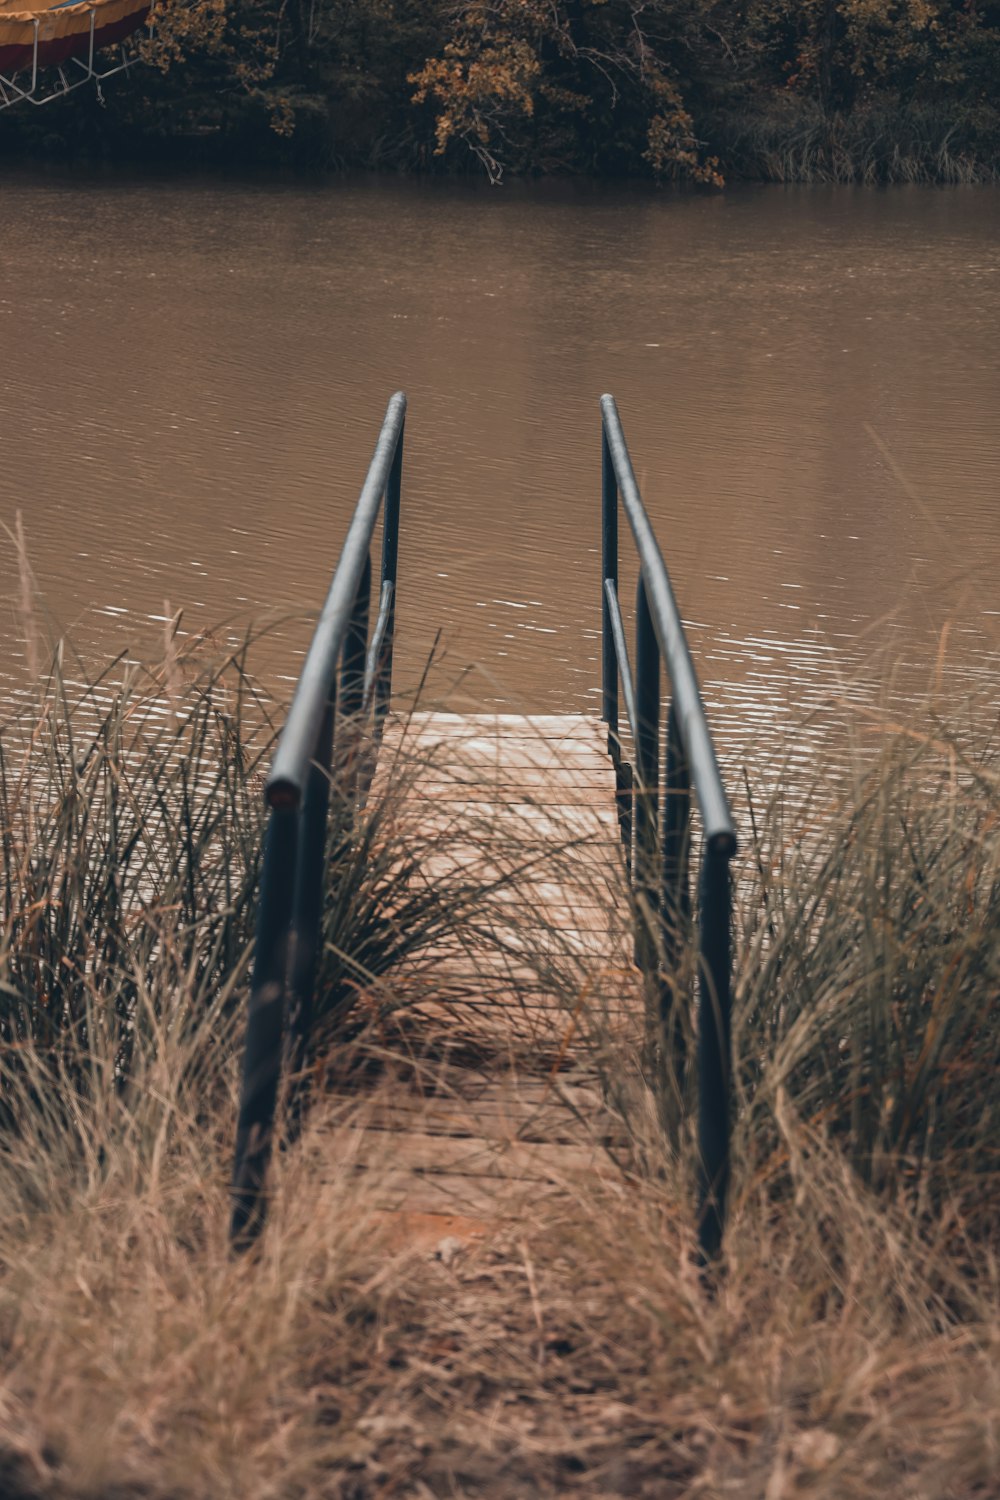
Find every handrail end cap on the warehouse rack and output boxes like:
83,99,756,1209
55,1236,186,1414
707,829,737,861
266,777,301,812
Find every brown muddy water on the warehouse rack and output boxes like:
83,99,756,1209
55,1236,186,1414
1,173,998,763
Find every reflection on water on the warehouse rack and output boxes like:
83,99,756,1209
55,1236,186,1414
1,172,998,761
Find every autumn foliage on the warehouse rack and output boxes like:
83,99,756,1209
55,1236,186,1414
23,0,1000,180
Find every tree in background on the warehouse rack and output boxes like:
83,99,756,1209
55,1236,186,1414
7,0,997,179
410,0,726,182
138,0,730,180
133,0,445,163
740,0,1000,118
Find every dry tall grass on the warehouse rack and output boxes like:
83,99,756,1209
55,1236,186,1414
713,100,1000,184
0,648,997,1498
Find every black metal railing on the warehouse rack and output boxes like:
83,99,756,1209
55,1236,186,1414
231,391,406,1244
600,394,737,1259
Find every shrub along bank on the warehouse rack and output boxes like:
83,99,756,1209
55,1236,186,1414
4,0,1000,183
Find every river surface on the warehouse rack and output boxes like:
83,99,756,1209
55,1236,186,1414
1,172,998,759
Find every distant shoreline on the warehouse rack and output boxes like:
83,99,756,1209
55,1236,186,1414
4,95,999,189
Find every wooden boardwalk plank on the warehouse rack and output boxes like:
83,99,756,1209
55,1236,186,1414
324,1081,612,1145
401,768,617,792
327,1125,604,1180
400,742,616,770
399,712,608,741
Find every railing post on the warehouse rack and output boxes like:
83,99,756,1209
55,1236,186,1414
376,423,404,733
340,552,371,719
601,426,618,753
285,690,336,1117
338,552,372,806
697,841,733,1260
231,802,299,1245
660,700,692,1100
634,572,660,990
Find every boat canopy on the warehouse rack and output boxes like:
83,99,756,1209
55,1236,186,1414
0,0,151,108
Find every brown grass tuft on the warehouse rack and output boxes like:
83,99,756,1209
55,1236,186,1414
0,646,998,1498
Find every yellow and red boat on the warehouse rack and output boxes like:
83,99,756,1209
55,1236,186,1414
0,0,150,97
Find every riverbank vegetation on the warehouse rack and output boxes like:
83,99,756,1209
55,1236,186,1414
5,0,1000,183
0,622,997,1496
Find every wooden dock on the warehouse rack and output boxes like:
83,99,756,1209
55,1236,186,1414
230,394,737,1257
312,712,643,1242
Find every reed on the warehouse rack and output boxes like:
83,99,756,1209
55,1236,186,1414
0,637,266,1114
713,99,1000,185
733,713,1000,1244
0,641,996,1498
13,511,41,686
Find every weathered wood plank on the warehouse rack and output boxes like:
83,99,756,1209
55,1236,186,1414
324,1081,615,1144
395,741,616,771
325,1125,605,1181
401,801,619,831
348,1171,565,1219
393,712,607,740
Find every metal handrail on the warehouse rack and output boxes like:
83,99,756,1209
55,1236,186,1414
231,392,406,1244
600,393,736,1259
